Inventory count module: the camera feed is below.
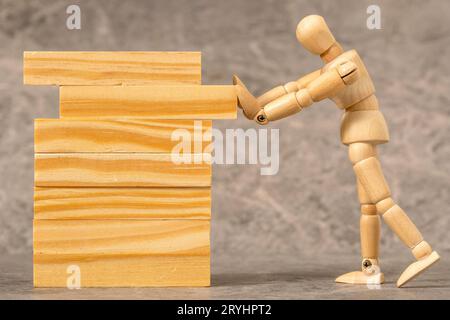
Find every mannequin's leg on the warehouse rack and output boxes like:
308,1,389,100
336,146,384,285
349,142,440,287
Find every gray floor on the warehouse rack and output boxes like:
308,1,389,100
0,253,448,299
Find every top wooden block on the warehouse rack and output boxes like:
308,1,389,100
60,85,237,119
23,51,201,85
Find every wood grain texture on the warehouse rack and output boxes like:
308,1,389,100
24,51,201,85
60,85,237,119
322,50,375,109
382,205,423,249
335,270,384,285
296,15,337,56
360,214,380,259
397,251,440,288
34,187,211,220
34,119,212,153
353,156,390,204
412,241,432,260
34,219,210,287
341,110,390,145
35,153,211,187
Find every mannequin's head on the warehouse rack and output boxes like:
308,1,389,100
296,15,338,56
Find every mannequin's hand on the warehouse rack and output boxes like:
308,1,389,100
233,75,261,120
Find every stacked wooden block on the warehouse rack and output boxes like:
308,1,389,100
24,51,236,287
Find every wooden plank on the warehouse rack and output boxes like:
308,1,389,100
35,119,212,153
34,255,210,287
34,219,210,287
34,153,211,187
24,51,201,85
60,85,237,119
34,187,211,220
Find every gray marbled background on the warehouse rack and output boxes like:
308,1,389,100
0,0,449,265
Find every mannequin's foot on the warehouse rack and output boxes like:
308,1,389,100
336,271,384,285
336,259,384,285
397,251,440,288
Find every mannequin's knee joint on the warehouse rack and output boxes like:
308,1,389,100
361,204,377,215
375,197,395,215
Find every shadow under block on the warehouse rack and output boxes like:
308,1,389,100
34,153,211,187
23,51,201,85
59,85,237,119
34,119,212,153
34,187,211,220
33,219,210,287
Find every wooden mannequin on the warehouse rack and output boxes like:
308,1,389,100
234,15,440,287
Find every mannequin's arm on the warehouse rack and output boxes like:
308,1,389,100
255,61,359,124
256,69,322,107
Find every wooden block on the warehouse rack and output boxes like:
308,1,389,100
34,219,210,287
34,153,211,187
60,85,237,119
34,119,212,153
34,187,211,220
24,51,201,85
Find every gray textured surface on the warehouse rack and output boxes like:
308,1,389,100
0,0,449,281
0,253,449,299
